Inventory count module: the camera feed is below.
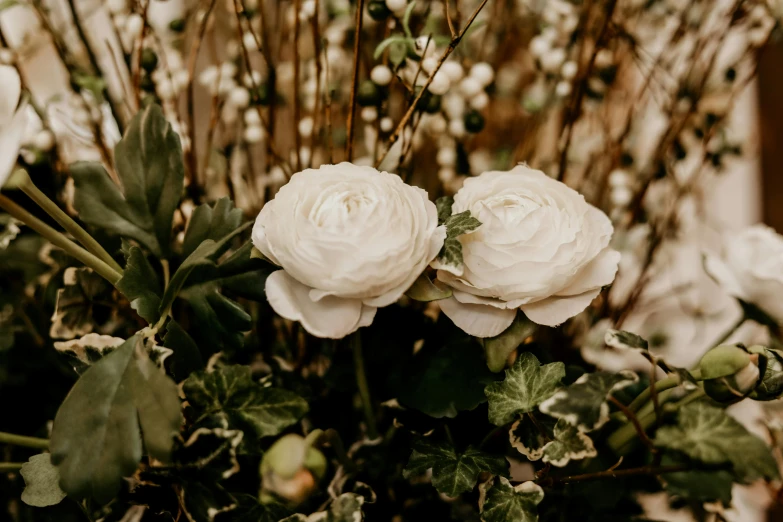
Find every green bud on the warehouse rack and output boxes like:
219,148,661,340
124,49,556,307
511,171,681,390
259,433,327,504
749,345,783,401
697,344,752,380
367,0,392,21
169,18,186,33
261,434,307,479
357,80,382,107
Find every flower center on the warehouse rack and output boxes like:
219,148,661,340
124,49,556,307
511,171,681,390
309,189,376,232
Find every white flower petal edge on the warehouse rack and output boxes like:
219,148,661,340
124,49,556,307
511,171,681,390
520,288,602,327
266,270,377,339
0,65,30,186
438,296,516,338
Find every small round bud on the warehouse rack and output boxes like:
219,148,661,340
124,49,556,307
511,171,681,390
244,108,261,126
609,169,629,188
464,110,485,133
428,71,451,95
126,14,144,38
459,76,483,98
436,147,456,167
361,106,378,122
298,116,314,138
470,91,489,110
33,130,55,152
441,61,464,83
368,0,392,21
448,118,466,138
540,48,566,73
555,80,572,98
561,60,578,80
229,86,251,108
610,186,633,207
748,345,783,401
141,48,158,72
385,0,408,14
422,93,442,114
469,62,494,87
357,80,381,106
698,343,759,403
244,125,265,143
380,117,394,133
370,65,393,86
529,35,551,58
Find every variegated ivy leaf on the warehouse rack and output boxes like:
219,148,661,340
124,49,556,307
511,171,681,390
177,480,237,522
436,196,454,225
485,352,565,426
479,477,543,522
432,209,482,276
604,329,648,351
539,371,638,432
509,414,555,461
655,402,780,483
20,454,66,507
541,419,597,467
50,267,114,340
176,424,244,480
403,439,509,497
282,492,366,522
54,333,173,374
182,365,308,452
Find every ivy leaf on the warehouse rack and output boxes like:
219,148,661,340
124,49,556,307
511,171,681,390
182,365,308,452
480,477,543,522
485,352,565,426
50,335,182,502
20,454,67,507
49,267,114,340
509,415,555,461
396,340,497,418
432,210,482,275
541,419,597,467
483,315,537,372
178,480,237,522
436,196,454,225
71,104,184,257
405,272,452,302
116,245,161,323
53,333,124,375
604,329,648,351
176,425,244,481
282,492,366,522
539,371,638,432
403,439,509,497
660,455,734,505
654,402,780,483
229,495,294,522
181,198,244,259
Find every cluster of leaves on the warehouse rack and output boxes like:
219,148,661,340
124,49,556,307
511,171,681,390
0,104,780,522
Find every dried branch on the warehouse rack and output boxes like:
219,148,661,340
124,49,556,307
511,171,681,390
345,0,367,161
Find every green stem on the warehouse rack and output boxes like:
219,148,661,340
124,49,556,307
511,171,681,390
627,375,681,413
0,194,122,285
0,463,24,472
0,431,49,450
18,170,123,274
351,333,378,440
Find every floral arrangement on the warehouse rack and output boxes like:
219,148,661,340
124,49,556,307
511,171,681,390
0,0,781,521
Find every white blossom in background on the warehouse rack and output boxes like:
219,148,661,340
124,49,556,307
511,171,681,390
0,65,31,184
435,165,621,336
252,163,446,339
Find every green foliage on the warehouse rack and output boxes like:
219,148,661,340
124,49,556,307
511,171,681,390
539,371,638,432
283,492,367,522
483,315,537,372
71,104,184,257
182,365,308,452
604,329,648,351
480,477,543,522
660,455,734,505
655,401,780,483
396,339,496,418
540,419,596,467
403,439,509,497
49,335,181,503
181,198,244,259
435,209,482,272
485,352,565,426
116,245,161,323
20,454,66,507
49,267,113,339
405,272,452,302
509,414,555,461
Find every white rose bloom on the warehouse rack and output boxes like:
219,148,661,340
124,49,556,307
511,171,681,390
253,163,446,339
0,65,31,185
435,165,621,336
705,224,783,324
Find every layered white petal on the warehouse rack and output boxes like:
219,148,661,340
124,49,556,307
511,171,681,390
521,288,601,327
703,253,746,299
438,296,516,337
0,103,30,186
560,248,621,296
0,65,21,122
265,270,373,339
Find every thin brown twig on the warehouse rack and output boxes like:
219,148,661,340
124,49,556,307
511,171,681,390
375,0,491,168
132,0,151,110
345,0,367,161
444,0,456,38
293,0,303,171
608,396,657,452
309,0,323,168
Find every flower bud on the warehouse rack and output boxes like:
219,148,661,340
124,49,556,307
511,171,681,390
699,344,761,403
260,434,327,504
748,345,783,401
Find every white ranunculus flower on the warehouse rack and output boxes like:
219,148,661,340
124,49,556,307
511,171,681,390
435,165,621,336
705,224,783,324
0,65,31,185
253,163,446,339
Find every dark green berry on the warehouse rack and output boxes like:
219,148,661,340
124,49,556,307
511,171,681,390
141,48,158,72
251,83,272,106
140,74,155,92
357,80,381,107
464,110,485,133
423,94,442,114
725,67,737,82
169,18,186,33
368,0,391,21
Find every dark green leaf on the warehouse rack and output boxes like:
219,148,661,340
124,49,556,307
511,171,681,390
116,245,161,323
403,439,509,497
72,104,184,257
655,402,780,483
539,371,638,432
434,210,483,272
50,335,182,502
50,267,113,339
20,454,66,507
181,284,252,351
396,340,496,418
604,329,648,351
162,319,205,382
484,315,537,372
660,455,733,505
181,198,243,259
436,196,454,225
485,352,565,426
182,365,308,451
480,477,543,522
509,414,555,461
